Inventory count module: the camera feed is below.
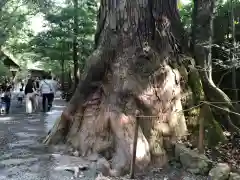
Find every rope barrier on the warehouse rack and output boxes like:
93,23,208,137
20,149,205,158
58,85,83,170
73,100,240,118
128,99,240,178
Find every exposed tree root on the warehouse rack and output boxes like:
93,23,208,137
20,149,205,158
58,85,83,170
44,60,187,176
43,116,67,145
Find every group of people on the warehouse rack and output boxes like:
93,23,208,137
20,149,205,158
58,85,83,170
24,75,58,113
0,75,59,115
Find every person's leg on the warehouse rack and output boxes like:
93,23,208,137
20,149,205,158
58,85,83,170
26,94,29,113
30,94,35,112
42,94,47,112
34,95,39,111
26,93,33,113
49,93,54,110
8,101,10,114
33,94,38,112
52,93,55,104
5,101,10,114
46,93,52,111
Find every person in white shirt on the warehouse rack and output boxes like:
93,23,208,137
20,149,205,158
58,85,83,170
39,75,54,112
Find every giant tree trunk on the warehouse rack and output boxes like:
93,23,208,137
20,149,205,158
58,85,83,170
45,0,187,176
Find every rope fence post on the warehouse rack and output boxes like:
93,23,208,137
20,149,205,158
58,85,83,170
130,110,140,179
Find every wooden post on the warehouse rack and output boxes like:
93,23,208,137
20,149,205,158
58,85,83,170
198,104,205,153
130,110,140,179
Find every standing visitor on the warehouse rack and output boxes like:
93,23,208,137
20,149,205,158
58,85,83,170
3,86,11,114
24,78,36,114
39,75,54,112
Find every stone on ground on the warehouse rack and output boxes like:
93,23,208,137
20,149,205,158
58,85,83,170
175,143,212,175
208,163,231,180
229,172,240,180
52,153,114,178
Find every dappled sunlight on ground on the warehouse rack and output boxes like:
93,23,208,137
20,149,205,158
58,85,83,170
44,98,65,132
46,109,63,115
53,105,65,108
0,116,13,121
0,93,74,180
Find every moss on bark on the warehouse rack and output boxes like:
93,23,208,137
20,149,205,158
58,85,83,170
182,66,225,147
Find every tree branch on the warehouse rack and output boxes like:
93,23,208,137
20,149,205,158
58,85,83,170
217,70,231,87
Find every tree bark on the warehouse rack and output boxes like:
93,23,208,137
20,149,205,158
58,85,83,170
230,0,238,102
61,58,64,91
45,0,187,176
192,0,240,133
73,0,79,89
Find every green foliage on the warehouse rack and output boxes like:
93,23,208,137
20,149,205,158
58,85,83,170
179,1,193,32
214,0,240,43
179,0,240,71
0,0,40,47
179,0,240,39
16,0,98,76
0,0,97,80
0,0,44,82
0,61,11,83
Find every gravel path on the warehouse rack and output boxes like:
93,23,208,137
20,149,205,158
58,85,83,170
0,92,74,180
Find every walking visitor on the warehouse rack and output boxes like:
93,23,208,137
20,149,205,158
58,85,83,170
24,78,37,114
39,75,54,112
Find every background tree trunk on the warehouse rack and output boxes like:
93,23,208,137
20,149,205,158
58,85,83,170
72,0,79,89
230,0,238,102
192,0,240,133
45,0,187,176
61,58,64,91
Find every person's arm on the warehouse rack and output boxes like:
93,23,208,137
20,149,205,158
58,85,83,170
32,82,36,91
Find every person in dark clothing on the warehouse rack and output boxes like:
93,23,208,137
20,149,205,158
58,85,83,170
3,86,11,114
24,79,35,95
